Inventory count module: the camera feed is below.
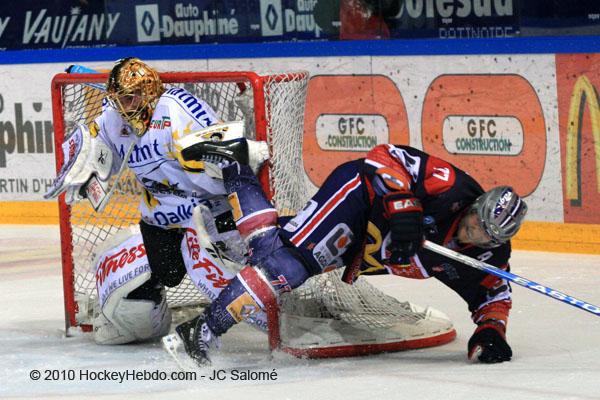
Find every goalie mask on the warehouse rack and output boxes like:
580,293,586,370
470,186,528,248
106,57,165,136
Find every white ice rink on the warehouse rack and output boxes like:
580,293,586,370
1,225,599,400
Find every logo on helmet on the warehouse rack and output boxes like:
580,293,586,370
493,189,513,217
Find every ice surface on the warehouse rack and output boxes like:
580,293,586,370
1,225,599,400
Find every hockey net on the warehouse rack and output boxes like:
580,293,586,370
50,70,455,358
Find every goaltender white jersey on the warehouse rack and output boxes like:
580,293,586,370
93,87,227,228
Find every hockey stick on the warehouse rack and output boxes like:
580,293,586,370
423,240,600,317
66,64,107,90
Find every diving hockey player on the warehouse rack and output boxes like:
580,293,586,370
174,143,528,365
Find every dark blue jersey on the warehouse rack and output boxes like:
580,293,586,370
281,145,512,318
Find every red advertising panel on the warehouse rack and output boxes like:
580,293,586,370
303,75,409,187
421,74,546,196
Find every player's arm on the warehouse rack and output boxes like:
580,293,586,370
467,262,513,363
365,145,424,263
431,248,513,363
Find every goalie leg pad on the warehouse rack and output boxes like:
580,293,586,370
94,271,172,345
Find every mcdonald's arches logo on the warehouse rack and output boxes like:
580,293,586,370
565,75,600,206
557,54,600,223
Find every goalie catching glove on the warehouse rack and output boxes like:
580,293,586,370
44,123,121,211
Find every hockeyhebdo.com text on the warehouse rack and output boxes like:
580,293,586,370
29,368,279,383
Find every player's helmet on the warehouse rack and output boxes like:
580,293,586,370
470,186,528,248
106,57,165,136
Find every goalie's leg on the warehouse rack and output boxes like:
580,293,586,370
139,220,187,288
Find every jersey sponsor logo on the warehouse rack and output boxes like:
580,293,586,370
142,178,186,198
154,204,193,225
164,88,217,126
95,244,147,287
312,223,354,269
153,197,211,226
149,116,171,130
119,139,163,165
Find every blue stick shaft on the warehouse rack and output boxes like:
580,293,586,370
423,240,600,317
66,64,106,91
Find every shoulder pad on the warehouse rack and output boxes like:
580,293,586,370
424,156,456,195
161,87,219,127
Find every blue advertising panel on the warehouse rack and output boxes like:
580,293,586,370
0,0,331,51
0,1,598,51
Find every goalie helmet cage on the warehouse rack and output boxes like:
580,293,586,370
50,70,455,358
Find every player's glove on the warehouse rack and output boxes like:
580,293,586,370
468,320,512,363
383,192,423,264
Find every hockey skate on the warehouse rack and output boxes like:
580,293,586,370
181,138,269,177
162,314,219,368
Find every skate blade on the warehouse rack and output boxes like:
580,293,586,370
162,334,196,371
162,334,214,370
